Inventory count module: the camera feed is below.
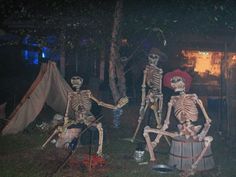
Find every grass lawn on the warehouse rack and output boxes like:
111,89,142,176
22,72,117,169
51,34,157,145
0,104,235,177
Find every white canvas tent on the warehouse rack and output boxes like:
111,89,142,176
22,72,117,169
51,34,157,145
1,61,73,135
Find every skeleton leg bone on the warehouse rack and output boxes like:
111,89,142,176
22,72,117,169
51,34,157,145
131,103,149,142
143,126,156,161
153,109,171,146
192,136,213,168
179,136,213,177
153,109,161,127
143,126,178,161
96,122,103,156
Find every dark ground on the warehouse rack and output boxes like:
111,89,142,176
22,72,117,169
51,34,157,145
0,102,236,177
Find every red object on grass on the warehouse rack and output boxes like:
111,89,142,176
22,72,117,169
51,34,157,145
82,154,106,168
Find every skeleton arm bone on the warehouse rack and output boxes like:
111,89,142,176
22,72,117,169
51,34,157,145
42,92,74,150
64,92,72,125
90,94,116,109
162,98,174,131
140,69,148,115
195,95,212,140
160,68,163,86
89,91,128,110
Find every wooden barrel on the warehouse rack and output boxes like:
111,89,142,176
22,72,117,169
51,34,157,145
168,136,215,171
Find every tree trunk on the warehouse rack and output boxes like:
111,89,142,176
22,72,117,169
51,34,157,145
109,0,126,103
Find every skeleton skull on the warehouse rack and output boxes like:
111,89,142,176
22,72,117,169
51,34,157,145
170,76,185,92
71,76,83,90
148,54,160,66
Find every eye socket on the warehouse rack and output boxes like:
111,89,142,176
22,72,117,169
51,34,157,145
148,54,159,58
71,76,83,84
171,77,183,83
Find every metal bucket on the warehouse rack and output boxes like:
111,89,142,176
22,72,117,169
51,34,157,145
134,150,145,162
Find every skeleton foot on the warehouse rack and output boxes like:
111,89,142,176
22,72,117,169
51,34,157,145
144,142,157,161
180,164,197,177
96,151,103,157
179,169,195,177
150,156,156,162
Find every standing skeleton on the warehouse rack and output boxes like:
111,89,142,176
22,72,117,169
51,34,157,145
131,48,165,142
143,69,213,176
43,76,128,156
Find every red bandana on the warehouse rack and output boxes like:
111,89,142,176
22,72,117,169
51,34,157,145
163,69,192,91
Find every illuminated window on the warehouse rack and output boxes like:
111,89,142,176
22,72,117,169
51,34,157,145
22,50,39,64
22,35,59,65
181,50,223,77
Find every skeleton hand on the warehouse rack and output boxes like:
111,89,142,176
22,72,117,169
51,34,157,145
116,96,129,108
196,122,210,141
197,131,206,141
64,116,69,125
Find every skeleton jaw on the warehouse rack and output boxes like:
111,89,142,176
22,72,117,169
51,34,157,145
148,54,159,66
174,86,185,93
71,76,83,91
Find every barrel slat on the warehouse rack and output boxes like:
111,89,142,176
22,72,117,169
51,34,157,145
168,136,215,171
204,156,215,170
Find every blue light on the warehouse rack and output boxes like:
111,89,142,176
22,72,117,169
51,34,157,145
32,52,39,64
23,50,39,65
42,52,45,58
41,47,49,59
23,50,29,60
31,43,39,47
33,58,38,64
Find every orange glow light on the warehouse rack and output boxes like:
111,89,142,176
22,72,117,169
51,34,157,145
181,50,223,77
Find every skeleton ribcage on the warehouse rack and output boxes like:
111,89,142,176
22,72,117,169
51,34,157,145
70,91,92,113
173,95,198,123
146,65,162,95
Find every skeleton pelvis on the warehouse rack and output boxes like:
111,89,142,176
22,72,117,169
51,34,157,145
178,124,202,136
75,112,95,123
150,102,159,111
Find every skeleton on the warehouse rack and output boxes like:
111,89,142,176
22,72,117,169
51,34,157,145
143,69,213,177
131,48,166,142
44,76,128,156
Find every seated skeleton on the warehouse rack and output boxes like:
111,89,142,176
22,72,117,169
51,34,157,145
143,69,213,177
41,76,128,156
